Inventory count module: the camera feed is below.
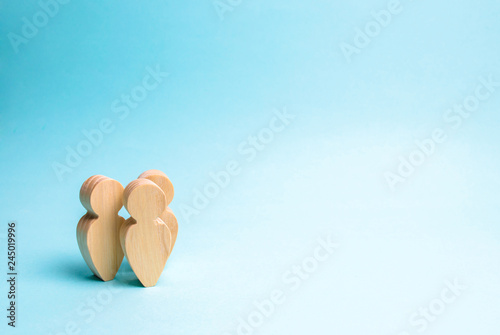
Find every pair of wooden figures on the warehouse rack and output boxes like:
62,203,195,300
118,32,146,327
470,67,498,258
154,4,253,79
76,170,177,287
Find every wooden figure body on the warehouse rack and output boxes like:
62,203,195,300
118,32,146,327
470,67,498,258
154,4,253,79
138,169,178,254
77,175,125,281
120,179,171,287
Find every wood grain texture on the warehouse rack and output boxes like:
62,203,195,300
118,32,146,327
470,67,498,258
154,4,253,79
77,175,125,281
120,179,171,287
138,169,178,253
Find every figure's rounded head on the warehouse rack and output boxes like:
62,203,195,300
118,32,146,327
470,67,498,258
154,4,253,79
124,179,166,222
138,169,174,205
80,175,124,215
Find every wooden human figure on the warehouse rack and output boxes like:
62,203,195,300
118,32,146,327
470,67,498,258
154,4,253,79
138,169,178,255
120,179,171,287
77,175,125,281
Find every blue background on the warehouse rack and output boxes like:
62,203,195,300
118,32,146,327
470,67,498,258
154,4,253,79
1,0,500,334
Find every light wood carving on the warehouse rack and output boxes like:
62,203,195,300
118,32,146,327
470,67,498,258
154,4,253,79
77,175,125,281
120,179,171,287
138,169,178,253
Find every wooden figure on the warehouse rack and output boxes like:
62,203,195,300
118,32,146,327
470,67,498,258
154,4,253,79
77,175,125,281
138,169,178,254
120,179,171,287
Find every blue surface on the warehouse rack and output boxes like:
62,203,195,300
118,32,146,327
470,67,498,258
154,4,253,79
1,0,500,334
